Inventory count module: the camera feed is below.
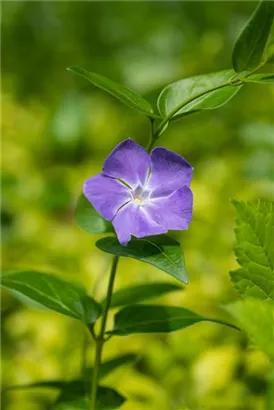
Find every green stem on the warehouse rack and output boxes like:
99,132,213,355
82,328,90,398
147,117,155,152
90,255,119,410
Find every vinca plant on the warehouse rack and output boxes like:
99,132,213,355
2,2,274,410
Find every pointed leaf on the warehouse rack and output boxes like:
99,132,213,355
230,200,274,300
157,70,241,119
263,42,274,64
232,1,274,72
105,282,182,308
54,386,125,410
109,304,239,336
243,73,274,84
75,194,113,235
226,299,274,359
1,271,101,325
93,387,125,410
68,66,158,118
96,235,188,284
54,398,88,410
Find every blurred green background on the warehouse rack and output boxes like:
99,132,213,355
1,1,274,410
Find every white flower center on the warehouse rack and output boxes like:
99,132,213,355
132,185,151,206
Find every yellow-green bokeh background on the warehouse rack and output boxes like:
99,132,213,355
1,2,273,410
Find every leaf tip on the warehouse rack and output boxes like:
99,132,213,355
66,66,80,75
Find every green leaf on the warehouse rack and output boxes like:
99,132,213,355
96,235,189,284
75,194,113,235
105,282,182,308
109,304,239,336
54,398,88,410
94,387,125,410
232,1,274,72
1,271,101,325
226,298,274,359
230,200,274,300
243,73,274,84
54,386,125,410
67,66,158,118
157,70,241,120
6,354,136,392
263,42,274,64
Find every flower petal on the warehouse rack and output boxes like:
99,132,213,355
148,148,193,197
103,139,150,187
112,201,167,245
83,173,131,221
147,186,193,230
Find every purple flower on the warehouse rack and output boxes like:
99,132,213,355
84,139,193,245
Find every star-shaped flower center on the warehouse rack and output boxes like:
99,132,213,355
132,185,151,206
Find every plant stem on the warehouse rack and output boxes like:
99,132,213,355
90,255,119,410
147,117,155,152
90,339,103,409
81,328,90,398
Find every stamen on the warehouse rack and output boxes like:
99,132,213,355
134,197,142,205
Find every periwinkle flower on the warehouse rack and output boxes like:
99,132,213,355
84,139,193,245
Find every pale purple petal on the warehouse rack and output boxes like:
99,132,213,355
146,186,193,230
103,139,150,188
148,148,193,197
112,201,167,245
83,173,131,221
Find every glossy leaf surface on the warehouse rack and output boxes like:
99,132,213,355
54,386,125,410
68,66,158,118
157,70,241,119
109,304,239,335
243,73,274,84
232,1,274,72
96,235,189,283
1,271,101,325
75,194,113,235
